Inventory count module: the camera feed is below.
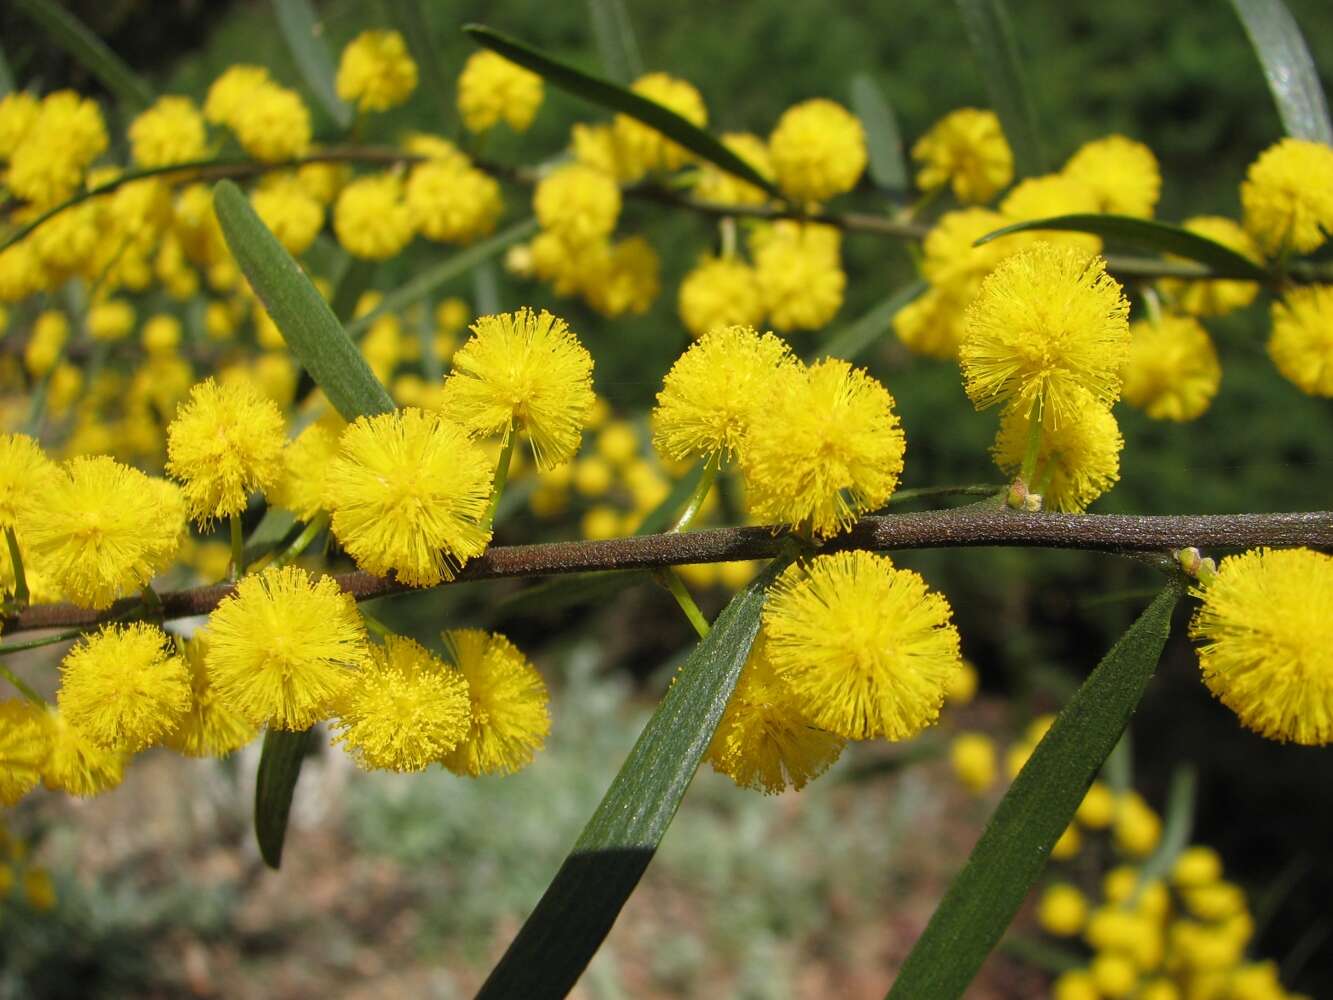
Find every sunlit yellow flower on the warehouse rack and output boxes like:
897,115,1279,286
949,732,996,793
912,108,1012,204
769,98,866,203
613,72,707,173
1121,315,1221,421
581,236,661,319
251,174,325,256
1062,135,1161,217
694,132,774,206
1268,284,1333,397
677,255,766,339
991,391,1122,512
1241,137,1333,255
336,29,418,112
0,700,51,806
41,708,125,797
440,629,549,776
128,95,207,168
0,91,39,158
457,50,544,134
1158,216,1262,317
533,164,621,247
1038,883,1088,937
164,632,258,758
228,82,311,162
752,221,845,331
270,420,342,523
0,432,58,530
204,65,270,126
333,173,415,260
406,161,502,245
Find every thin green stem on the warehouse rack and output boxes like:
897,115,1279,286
658,569,710,638
719,216,738,259
230,513,245,580
1142,287,1164,327
483,423,519,532
360,608,392,639
1018,400,1044,489
275,513,330,569
886,484,1004,506
5,527,29,607
0,627,88,657
0,662,44,704
670,454,720,533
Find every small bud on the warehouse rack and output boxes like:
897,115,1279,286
1197,556,1218,583
1022,492,1044,512
1176,547,1204,576
505,243,534,278
1006,478,1029,510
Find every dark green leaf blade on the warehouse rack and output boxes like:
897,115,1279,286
213,179,394,421
954,0,1044,177
13,0,154,109
384,0,453,123
976,214,1271,281
886,582,1182,1000
587,0,643,85
478,558,789,999
255,727,313,869
463,24,783,200
850,73,909,193
1230,0,1333,146
272,0,354,129
813,280,927,362
0,40,15,96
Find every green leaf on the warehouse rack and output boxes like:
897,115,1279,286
344,217,538,337
975,214,1272,281
463,24,784,200
330,257,378,325
635,461,704,535
1133,765,1196,895
813,280,927,362
12,0,154,109
587,0,644,85
478,558,789,998
241,507,299,566
272,0,354,130
213,180,395,421
0,41,15,97
384,0,453,122
850,73,909,193
255,727,313,869
1230,0,1333,146
954,0,1044,177
886,582,1182,1000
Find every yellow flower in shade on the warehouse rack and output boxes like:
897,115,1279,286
912,108,1013,204
1171,845,1223,888
440,629,550,776
20,457,185,609
166,377,286,524
0,432,58,529
694,132,774,206
742,359,905,538
206,565,370,730
406,160,503,245
943,659,979,705
0,241,46,303
614,72,707,173
228,82,311,162
57,623,191,753
1000,174,1102,255
323,408,493,585
768,99,866,203
164,633,258,758
581,236,661,319
251,174,325,256
270,421,342,523
960,242,1131,426
457,50,544,134
1090,953,1137,999
25,310,68,378
893,287,968,361
41,708,125,797
533,164,622,247
1062,135,1161,217
922,208,1009,293
1076,782,1115,829
992,393,1122,512
439,308,595,469
651,324,794,465
1113,791,1161,857
1158,216,1262,318
203,65,270,125
1121,315,1222,421
334,173,415,260
1268,285,1333,397
1038,883,1089,937
332,635,472,772
949,732,996,793
762,552,962,740
0,700,51,806
571,121,644,185
1189,547,1333,745
128,96,206,168
0,91,39,157
1051,971,1099,1000
677,256,766,338
752,221,845,331
1050,822,1082,860
336,30,418,112
708,636,845,794
1240,138,1333,255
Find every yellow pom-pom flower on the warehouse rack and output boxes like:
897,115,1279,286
0,432,58,530
944,659,980,705
333,173,415,260
1158,216,1262,318
1240,137,1333,256
753,221,845,331
333,634,472,773
251,174,325,256
581,236,661,319
336,29,418,112
677,256,766,339
0,91,39,158
769,98,866,203
960,242,1130,426
323,408,493,585
1076,781,1116,829
762,551,962,741
439,308,595,470
742,359,905,538
533,163,622,247
694,132,774,206
708,636,845,794
1062,135,1161,217
166,377,286,524
440,629,550,777
88,299,136,341
912,108,1013,205
205,565,370,730
164,632,258,758
1189,547,1333,745
1051,970,1100,1000
1038,883,1089,937
406,161,503,245
1089,952,1138,999
57,623,191,753
457,50,544,134
991,393,1122,512
7,91,107,206
1000,174,1102,255
0,700,51,806
613,72,707,173
1114,791,1161,857
204,65,270,125
1172,845,1223,888
1268,285,1333,397
950,732,996,793
128,96,207,168
228,82,311,162
24,310,68,377
41,708,125,797
1121,315,1222,421
270,421,341,523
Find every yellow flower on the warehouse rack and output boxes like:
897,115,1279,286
333,634,472,772
228,82,311,162
1158,216,1262,317
651,324,794,465
270,421,342,523
768,99,866,203
334,173,415,260
0,432,58,530
912,108,1013,204
251,174,325,256
1240,137,1333,255
762,551,961,740
57,623,191,753
613,72,707,173
440,629,550,776
0,91,39,158
1062,135,1161,217
204,65,271,126
166,377,287,524
677,255,766,339
164,632,258,758
1076,782,1115,829
960,242,1130,426
1000,174,1102,254
1038,883,1088,937
141,313,181,356
949,732,996,793
742,358,905,538
24,309,68,377
0,700,51,806
1189,547,1333,745
752,221,845,331
336,29,418,112
205,565,370,730
694,132,774,206
944,659,979,704
324,408,493,585
992,393,1122,512
1171,845,1222,888
893,287,969,361
406,160,503,245
708,636,845,794
439,308,595,470
128,96,207,168
7,91,106,206
581,236,661,318
1114,791,1161,857
1121,315,1222,421
457,50,544,134
1051,971,1099,1000
41,708,126,797
1089,953,1137,999
0,241,46,303
534,164,621,247
1268,285,1333,397
88,298,136,341
571,122,644,185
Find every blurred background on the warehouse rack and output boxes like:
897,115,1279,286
1,1,1331,997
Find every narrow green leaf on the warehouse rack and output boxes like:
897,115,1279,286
478,558,789,998
472,258,501,316
463,24,784,200
255,727,312,869
344,217,538,337
272,0,354,130
587,0,644,84
813,281,927,362
886,583,1182,1000
850,73,909,193
241,507,298,565
1133,765,1196,895
1230,0,1333,145
976,214,1271,281
487,571,647,626
0,41,15,97
384,0,453,121
954,0,1044,177
635,461,704,535
330,257,378,325
213,180,394,421
12,0,154,109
